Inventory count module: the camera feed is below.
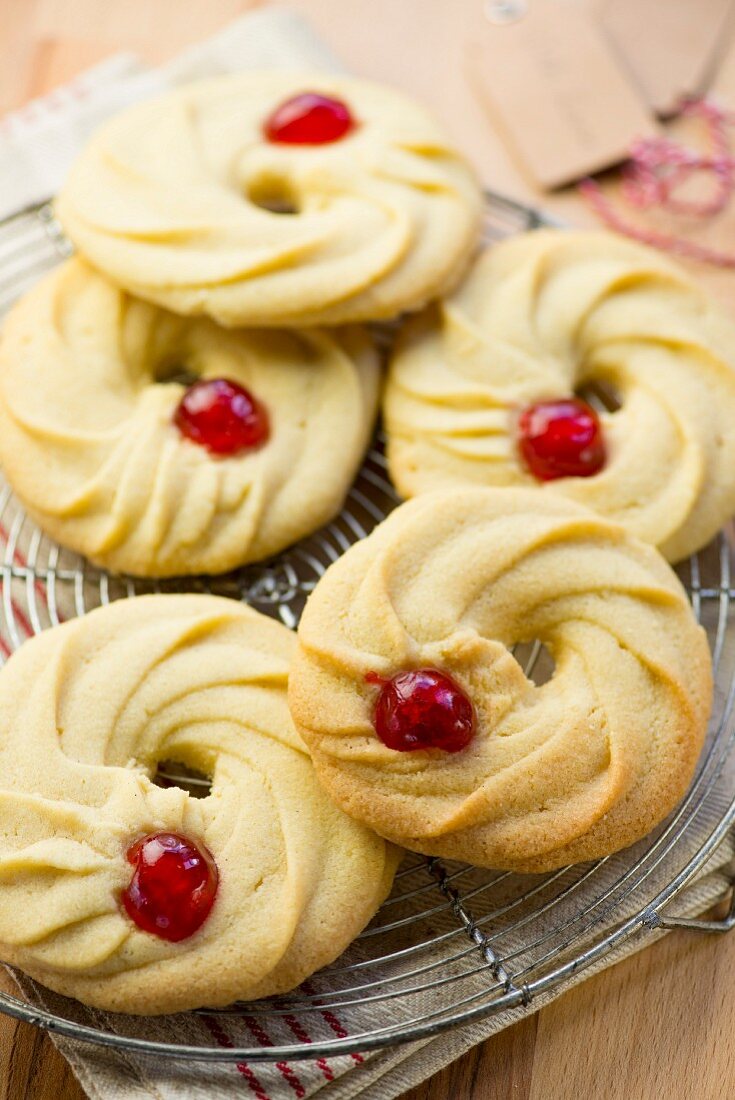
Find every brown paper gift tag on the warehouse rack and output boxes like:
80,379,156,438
596,0,735,117
467,0,659,190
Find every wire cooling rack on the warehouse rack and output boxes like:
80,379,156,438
0,192,734,1065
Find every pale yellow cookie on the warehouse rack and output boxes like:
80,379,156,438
0,258,380,576
289,489,712,873
0,595,398,1014
384,230,735,562
55,71,483,327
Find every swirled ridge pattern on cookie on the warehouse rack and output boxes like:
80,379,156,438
384,230,735,562
0,259,380,576
0,595,397,1014
290,490,712,872
55,72,483,327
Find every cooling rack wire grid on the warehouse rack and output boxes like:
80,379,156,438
0,192,733,1063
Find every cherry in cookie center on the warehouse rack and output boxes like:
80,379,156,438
122,832,218,943
517,397,606,481
366,668,476,753
174,377,270,456
264,91,355,145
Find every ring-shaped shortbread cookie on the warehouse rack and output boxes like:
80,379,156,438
384,230,735,562
0,595,398,1014
0,258,380,576
289,489,712,873
55,72,483,327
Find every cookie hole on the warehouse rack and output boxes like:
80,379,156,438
155,362,199,387
575,380,622,413
153,760,212,799
513,641,555,686
247,174,299,215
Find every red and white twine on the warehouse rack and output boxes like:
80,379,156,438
580,98,735,267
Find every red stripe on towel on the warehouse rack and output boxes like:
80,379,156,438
0,519,66,646
280,1009,335,1083
242,1016,306,1098
200,1015,271,1100
300,983,364,1065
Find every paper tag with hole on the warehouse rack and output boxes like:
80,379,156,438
467,0,659,190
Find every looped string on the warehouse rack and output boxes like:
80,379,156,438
579,97,735,267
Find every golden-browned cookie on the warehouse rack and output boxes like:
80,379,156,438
289,489,712,872
0,595,398,1014
384,230,735,562
55,72,483,327
0,258,379,576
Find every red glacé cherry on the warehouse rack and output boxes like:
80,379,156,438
121,832,218,942
174,378,269,456
517,397,605,481
366,669,476,753
264,92,354,144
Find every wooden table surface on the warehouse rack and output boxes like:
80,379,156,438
2,1,735,1097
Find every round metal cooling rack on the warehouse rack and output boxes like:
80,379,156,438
0,193,734,1064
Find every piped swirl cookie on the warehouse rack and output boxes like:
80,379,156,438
384,230,735,562
289,489,712,872
0,258,379,576
0,595,398,1014
55,72,483,327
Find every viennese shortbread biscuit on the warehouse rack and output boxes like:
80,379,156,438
0,596,398,1014
385,230,735,562
55,72,483,327
0,259,380,576
290,489,712,872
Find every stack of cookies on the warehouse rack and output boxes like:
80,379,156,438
0,71,729,1016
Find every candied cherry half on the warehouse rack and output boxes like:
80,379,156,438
121,832,218,942
366,668,476,753
517,397,605,481
174,378,269,456
264,92,354,144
